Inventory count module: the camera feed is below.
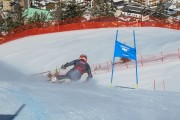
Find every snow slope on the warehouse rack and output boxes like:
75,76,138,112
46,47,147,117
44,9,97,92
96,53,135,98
0,27,180,120
0,27,180,74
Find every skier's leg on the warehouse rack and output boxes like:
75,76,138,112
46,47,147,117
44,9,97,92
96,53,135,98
56,75,68,80
67,69,82,81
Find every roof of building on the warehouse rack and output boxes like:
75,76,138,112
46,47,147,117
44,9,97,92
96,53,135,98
122,5,152,15
46,0,57,3
23,7,52,19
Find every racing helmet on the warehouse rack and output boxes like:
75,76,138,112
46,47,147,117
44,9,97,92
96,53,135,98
79,54,87,62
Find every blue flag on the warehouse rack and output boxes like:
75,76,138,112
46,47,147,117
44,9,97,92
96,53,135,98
114,40,136,60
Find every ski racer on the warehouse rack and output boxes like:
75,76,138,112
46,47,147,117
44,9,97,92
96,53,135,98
55,54,93,81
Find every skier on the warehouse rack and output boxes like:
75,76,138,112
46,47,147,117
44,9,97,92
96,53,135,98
54,54,93,81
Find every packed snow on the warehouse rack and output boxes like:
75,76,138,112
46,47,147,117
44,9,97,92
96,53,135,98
0,27,180,120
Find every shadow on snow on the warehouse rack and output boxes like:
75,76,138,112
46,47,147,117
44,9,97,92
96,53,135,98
0,104,25,120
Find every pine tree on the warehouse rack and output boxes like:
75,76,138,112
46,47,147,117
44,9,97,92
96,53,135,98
152,1,169,18
52,1,67,20
52,0,84,20
91,0,116,17
0,14,7,34
63,0,84,20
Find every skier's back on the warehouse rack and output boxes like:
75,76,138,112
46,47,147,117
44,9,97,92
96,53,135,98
57,54,93,81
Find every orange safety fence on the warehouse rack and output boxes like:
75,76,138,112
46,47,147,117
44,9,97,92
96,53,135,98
0,17,180,45
34,48,180,77
91,49,180,75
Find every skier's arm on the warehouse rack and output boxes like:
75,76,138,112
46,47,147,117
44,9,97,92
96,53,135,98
62,60,77,69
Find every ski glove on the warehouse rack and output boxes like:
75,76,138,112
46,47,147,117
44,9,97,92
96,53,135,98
61,65,66,69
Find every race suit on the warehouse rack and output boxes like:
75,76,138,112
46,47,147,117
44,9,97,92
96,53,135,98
57,59,93,81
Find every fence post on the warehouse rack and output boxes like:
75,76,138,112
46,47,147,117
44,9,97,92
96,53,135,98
106,61,109,72
141,55,143,66
93,64,96,74
58,21,59,32
163,80,166,91
125,61,128,68
154,80,156,91
178,48,180,59
161,52,163,62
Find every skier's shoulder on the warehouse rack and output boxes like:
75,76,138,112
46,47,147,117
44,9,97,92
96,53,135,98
84,62,90,68
74,59,80,63
71,59,80,65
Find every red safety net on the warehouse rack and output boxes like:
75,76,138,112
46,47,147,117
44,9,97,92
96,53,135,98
0,16,179,45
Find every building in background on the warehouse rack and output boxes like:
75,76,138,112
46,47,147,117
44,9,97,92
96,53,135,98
2,0,11,11
130,0,164,7
23,7,52,22
1,0,31,11
0,0,3,9
130,0,180,7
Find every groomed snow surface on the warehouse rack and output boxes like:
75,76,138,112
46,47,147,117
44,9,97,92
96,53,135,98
0,27,180,120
